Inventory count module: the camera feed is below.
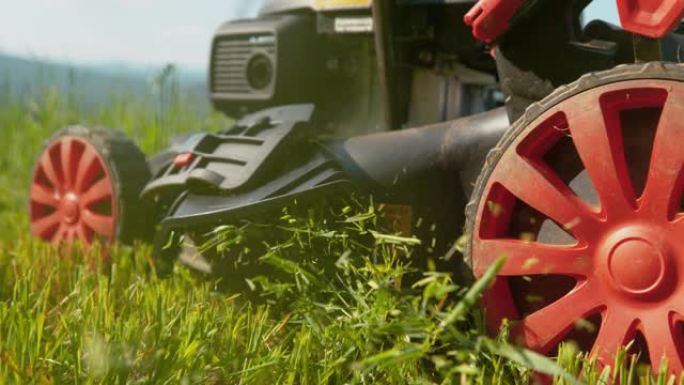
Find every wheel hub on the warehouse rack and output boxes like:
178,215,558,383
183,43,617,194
607,237,666,295
599,225,672,298
61,192,80,224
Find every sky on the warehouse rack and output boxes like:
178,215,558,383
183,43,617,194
0,0,263,71
0,0,617,72
584,0,620,25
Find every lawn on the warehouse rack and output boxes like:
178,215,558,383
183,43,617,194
0,72,670,384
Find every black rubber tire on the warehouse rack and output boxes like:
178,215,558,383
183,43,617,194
465,61,684,266
43,126,153,244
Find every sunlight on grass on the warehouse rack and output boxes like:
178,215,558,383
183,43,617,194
0,71,678,384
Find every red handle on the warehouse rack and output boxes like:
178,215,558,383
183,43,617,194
464,0,526,43
465,0,684,44
616,0,684,38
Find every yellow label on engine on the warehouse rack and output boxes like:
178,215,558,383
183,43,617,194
313,0,372,11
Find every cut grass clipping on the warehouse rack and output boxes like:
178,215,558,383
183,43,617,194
0,68,679,384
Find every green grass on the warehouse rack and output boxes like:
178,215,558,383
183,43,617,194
0,76,676,384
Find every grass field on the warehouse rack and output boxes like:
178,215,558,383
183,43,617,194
0,76,675,384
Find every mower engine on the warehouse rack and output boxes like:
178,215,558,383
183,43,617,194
209,0,500,134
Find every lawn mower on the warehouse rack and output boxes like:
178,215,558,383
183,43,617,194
28,0,684,373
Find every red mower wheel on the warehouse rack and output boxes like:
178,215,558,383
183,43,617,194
30,126,151,246
467,63,684,372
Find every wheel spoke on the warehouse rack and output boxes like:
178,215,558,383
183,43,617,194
640,90,684,220
517,281,602,353
31,213,61,237
52,223,68,242
492,153,598,240
75,147,99,193
30,184,59,207
80,178,113,206
81,210,114,239
75,223,91,244
675,212,684,222
641,312,684,373
564,93,636,217
39,151,61,189
65,228,76,243
60,139,74,189
473,239,592,278
590,309,637,368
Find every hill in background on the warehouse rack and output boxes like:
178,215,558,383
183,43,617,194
0,52,213,114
